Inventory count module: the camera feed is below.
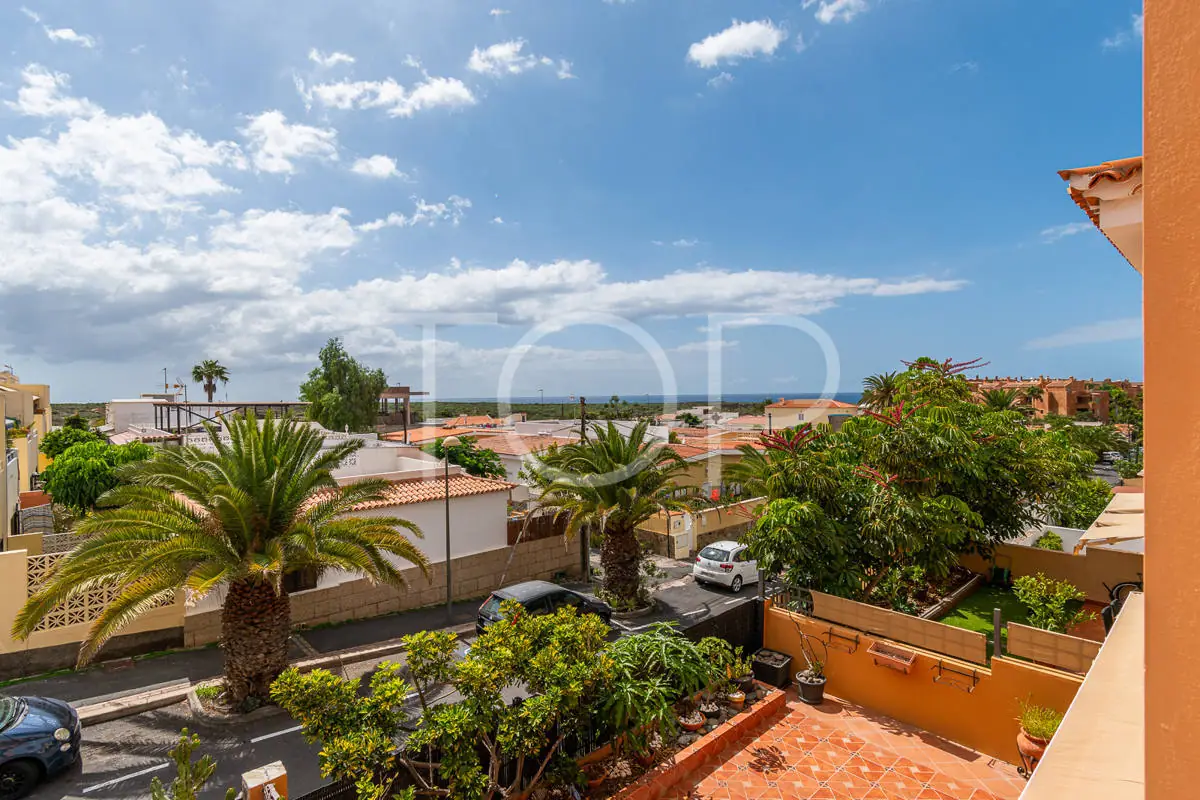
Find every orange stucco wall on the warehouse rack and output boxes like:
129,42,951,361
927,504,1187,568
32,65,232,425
763,604,1082,765
960,543,1144,604
1145,3,1200,797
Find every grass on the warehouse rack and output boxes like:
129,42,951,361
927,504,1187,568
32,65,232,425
937,585,1031,659
195,684,224,703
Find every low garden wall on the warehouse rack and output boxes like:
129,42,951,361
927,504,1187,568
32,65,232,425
1006,622,1102,675
763,602,1083,765
185,535,580,647
809,589,989,665
960,542,1143,604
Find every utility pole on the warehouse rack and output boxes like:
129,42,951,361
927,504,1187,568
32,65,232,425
163,367,169,394
579,396,587,441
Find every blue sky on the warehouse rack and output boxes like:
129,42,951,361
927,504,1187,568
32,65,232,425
0,1,1144,401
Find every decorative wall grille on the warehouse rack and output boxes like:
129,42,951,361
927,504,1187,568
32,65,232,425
25,553,172,632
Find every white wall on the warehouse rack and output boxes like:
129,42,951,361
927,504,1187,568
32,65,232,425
186,489,508,614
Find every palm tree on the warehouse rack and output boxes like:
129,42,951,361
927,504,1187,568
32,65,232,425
1024,385,1045,402
191,359,230,402
860,371,901,410
13,412,428,706
534,421,694,609
980,388,1020,411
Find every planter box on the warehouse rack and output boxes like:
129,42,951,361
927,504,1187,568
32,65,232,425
868,640,917,674
751,648,792,688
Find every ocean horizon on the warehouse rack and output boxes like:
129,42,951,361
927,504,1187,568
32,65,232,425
424,392,863,405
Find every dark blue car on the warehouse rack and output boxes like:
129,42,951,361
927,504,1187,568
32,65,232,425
0,695,81,799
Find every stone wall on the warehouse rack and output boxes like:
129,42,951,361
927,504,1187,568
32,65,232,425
0,627,184,681
184,535,580,647
638,519,756,558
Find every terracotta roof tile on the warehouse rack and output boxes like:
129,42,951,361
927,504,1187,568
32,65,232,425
1057,156,1143,245
471,434,573,456
308,474,513,511
766,398,858,409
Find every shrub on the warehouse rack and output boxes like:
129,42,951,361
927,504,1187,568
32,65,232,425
1018,701,1063,740
40,426,103,459
1116,458,1144,479
1013,573,1093,633
1033,531,1064,551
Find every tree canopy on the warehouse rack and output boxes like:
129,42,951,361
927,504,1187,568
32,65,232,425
41,440,154,511
299,338,389,433
735,357,1103,600
423,436,506,479
191,360,230,403
40,426,104,459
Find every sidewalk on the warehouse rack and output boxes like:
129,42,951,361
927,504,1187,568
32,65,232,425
8,598,487,708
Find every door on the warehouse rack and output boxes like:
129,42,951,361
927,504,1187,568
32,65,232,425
733,546,757,584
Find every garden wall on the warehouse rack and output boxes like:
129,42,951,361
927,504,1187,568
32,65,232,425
960,542,1143,603
1006,623,1102,675
809,590,988,665
184,535,579,647
763,602,1083,765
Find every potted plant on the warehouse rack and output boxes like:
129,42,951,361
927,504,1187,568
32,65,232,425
1017,701,1063,767
793,627,829,706
751,648,793,688
726,687,746,710
676,699,706,732
731,653,756,695
583,762,608,790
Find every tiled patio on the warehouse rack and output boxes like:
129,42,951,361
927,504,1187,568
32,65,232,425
663,690,1027,800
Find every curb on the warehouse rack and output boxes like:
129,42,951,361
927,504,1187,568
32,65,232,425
75,622,477,726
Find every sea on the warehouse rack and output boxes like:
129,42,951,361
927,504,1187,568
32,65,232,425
431,392,863,405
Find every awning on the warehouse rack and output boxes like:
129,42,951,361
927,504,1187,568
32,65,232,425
1075,492,1145,552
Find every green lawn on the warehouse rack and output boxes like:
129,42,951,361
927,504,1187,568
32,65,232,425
938,585,1030,659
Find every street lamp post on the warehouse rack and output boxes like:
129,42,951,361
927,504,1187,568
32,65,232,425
442,435,461,618
538,388,544,405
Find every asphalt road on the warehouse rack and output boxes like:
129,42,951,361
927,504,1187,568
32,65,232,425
29,561,754,800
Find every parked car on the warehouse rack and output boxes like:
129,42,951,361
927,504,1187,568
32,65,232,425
476,581,612,635
693,541,758,593
0,694,81,799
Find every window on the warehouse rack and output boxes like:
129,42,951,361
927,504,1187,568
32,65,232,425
734,549,750,563
283,567,319,594
554,591,587,610
524,596,553,616
698,546,731,562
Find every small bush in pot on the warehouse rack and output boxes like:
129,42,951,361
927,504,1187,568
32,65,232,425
1017,700,1063,766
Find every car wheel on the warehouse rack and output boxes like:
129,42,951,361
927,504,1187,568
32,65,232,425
0,760,41,800
731,576,743,593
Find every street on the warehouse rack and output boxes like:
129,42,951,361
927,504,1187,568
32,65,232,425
27,556,755,799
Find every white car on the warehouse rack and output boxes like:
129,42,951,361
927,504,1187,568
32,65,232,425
693,541,758,593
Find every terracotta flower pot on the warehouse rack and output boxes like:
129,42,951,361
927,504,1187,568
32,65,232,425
727,691,746,710
679,715,705,732
585,768,607,789
1017,728,1050,764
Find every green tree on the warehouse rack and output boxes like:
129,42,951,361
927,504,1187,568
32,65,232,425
738,357,1093,600
1048,478,1113,529
40,426,104,459
1013,574,1093,633
300,338,389,433
190,360,230,403
41,441,154,511
423,436,506,479
532,421,696,608
14,412,429,707
274,605,612,800
677,412,703,427
149,729,235,800
63,414,90,431
860,371,900,410
980,387,1020,412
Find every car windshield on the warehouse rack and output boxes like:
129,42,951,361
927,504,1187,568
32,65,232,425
0,697,19,730
479,595,503,619
699,546,730,561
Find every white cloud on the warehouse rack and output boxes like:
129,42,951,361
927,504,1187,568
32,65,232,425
489,8,510,15
707,72,735,89
350,154,408,180
1103,13,1145,50
1040,221,1092,243
358,196,472,231
6,64,101,118
44,27,97,48
20,7,40,22
670,339,738,354
1026,318,1142,350
672,238,699,247
300,74,476,117
239,110,338,174
492,216,505,225
308,48,355,68
813,0,869,25
467,40,573,79
687,20,787,68
951,61,979,74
